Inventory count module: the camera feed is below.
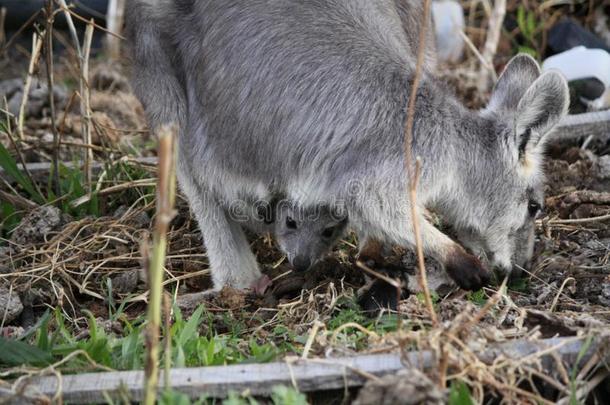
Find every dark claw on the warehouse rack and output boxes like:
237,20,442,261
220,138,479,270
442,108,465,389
444,248,491,291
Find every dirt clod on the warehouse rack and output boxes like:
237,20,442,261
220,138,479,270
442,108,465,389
0,287,23,324
10,206,71,247
354,369,445,405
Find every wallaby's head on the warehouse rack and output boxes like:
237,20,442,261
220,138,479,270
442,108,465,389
274,202,348,272
468,54,569,276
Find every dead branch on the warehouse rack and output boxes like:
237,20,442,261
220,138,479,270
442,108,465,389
478,0,506,92
106,0,126,60
6,336,607,404
18,33,44,141
44,0,61,197
402,0,438,326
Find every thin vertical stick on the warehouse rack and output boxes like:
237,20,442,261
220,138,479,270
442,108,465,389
56,0,82,57
402,0,438,326
163,292,172,390
478,0,506,92
45,0,61,198
18,33,44,141
106,0,126,60
144,124,178,405
81,21,94,189
0,7,6,47
56,0,94,190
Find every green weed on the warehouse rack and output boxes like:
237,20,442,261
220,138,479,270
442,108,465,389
448,380,474,405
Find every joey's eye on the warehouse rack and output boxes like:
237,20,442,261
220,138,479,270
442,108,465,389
527,201,541,217
286,216,297,229
321,226,334,238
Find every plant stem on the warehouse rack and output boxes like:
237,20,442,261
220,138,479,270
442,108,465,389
144,124,177,405
402,0,438,327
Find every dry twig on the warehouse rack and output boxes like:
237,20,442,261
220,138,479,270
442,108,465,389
402,0,437,326
478,0,506,91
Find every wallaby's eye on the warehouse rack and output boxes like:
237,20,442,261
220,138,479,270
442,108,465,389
286,216,297,229
321,226,334,239
528,201,541,217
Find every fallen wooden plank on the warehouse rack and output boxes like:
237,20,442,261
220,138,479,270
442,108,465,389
3,335,607,404
550,110,610,141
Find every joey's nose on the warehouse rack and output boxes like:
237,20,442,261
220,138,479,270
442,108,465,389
292,255,311,272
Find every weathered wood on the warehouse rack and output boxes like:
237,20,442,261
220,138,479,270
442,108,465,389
3,336,607,404
550,110,610,141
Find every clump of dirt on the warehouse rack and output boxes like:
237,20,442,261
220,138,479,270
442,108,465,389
354,369,445,405
0,286,24,324
9,206,71,248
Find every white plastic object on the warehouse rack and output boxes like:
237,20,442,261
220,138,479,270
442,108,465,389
432,0,465,63
543,46,610,109
542,46,610,87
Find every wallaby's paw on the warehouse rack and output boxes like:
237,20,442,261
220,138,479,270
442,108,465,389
445,248,491,291
250,274,273,296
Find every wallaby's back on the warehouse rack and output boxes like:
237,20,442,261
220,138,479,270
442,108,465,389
125,0,186,129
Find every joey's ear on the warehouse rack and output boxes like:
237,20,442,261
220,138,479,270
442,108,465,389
487,54,541,112
515,71,569,157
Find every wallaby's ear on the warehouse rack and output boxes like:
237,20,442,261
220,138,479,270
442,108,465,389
487,54,541,112
515,71,569,157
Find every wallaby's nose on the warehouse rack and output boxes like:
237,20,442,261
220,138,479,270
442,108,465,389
292,255,311,272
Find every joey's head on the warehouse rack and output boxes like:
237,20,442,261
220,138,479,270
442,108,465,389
274,202,348,272
466,54,569,277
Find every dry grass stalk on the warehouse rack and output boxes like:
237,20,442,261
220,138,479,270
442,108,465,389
44,0,61,197
81,22,94,190
478,0,506,92
163,292,172,390
106,0,126,60
18,33,44,141
55,0,94,190
144,124,178,405
0,7,6,47
402,0,438,326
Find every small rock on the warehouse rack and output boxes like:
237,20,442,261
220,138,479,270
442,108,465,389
0,247,15,274
10,206,70,246
113,205,151,228
0,78,67,118
596,155,610,180
111,270,140,294
599,280,610,307
0,287,24,324
354,369,445,405
91,64,130,92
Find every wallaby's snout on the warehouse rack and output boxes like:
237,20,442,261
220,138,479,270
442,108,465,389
292,255,312,272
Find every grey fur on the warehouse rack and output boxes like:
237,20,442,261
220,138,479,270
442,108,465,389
126,0,569,291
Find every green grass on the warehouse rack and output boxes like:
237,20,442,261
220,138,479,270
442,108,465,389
514,5,543,59
465,289,487,306
0,304,286,373
448,380,474,405
0,130,155,240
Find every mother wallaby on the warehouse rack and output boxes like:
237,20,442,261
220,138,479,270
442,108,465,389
126,0,569,292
